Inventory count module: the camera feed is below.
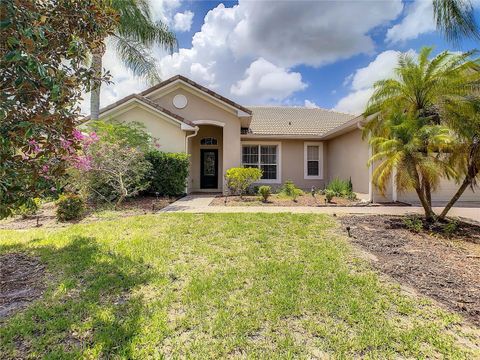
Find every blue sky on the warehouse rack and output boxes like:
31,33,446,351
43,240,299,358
89,0,479,115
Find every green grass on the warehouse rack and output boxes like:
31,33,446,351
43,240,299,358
0,214,477,359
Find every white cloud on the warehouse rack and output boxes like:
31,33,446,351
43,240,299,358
334,50,416,114
334,88,375,115
231,58,306,103
83,0,406,114
173,10,194,32
304,100,319,108
229,0,403,67
386,0,435,44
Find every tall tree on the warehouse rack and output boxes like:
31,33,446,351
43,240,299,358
433,0,480,43
364,47,478,220
0,0,116,218
89,0,177,120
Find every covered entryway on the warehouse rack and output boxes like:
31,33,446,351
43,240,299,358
187,123,224,193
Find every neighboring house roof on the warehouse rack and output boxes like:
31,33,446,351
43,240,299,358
246,106,357,136
140,75,252,115
82,94,195,128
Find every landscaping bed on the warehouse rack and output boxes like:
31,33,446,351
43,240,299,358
340,215,480,326
211,193,365,206
0,195,178,230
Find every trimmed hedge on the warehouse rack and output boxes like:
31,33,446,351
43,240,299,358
145,150,190,196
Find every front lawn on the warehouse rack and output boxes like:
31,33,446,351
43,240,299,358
0,214,478,358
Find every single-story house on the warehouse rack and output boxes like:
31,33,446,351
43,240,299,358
87,75,478,204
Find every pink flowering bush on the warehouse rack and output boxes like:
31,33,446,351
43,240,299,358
67,121,152,208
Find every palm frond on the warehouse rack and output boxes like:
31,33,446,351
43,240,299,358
433,0,480,43
112,35,161,84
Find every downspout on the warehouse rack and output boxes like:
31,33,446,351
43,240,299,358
357,121,374,203
185,126,199,194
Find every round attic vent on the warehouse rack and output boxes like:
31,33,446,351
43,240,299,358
173,94,188,109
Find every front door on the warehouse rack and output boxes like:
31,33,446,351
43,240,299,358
200,149,218,189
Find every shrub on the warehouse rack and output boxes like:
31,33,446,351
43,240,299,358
258,185,271,202
442,220,459,237
280,180,304,202
225,167,262,198
145,150,190,196
326,178,349,196
56,194,84,221
15,198,41,218
403,216,423,233
325,189,335,203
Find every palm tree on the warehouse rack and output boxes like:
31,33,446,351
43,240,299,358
364,47,476,220
90,0,177,120
433,0,479,43
438,96,480,218
368,112,455,221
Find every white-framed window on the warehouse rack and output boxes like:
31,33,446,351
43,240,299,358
241,142,281,183
304,142,323,179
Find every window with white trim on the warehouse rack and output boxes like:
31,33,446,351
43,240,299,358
304,142,323,179
242,144,278,180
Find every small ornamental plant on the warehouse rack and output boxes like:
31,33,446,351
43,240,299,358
56,194,85,221
325,189,335,203
258,185,271,202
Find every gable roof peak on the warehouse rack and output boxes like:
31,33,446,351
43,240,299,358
140,74,252,115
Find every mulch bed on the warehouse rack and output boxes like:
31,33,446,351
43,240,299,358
340,215,480,326
211,194,365,207
0,196,178,230
0,253,46,320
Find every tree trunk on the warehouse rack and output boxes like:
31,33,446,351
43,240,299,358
412,165,436,221
115,176,127,210
439,178,471,219
424,179,432,207
90,45,105,120
414,185,436,222
439,137,479,220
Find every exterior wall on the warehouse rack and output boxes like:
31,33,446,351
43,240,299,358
281,139,326,190
103,106,186,153
397,179,479,204
151,87,242,191
240,138,326,191
188,125,223,192
326,129,370,194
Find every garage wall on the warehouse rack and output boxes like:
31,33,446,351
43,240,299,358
326,129,370,194
397,178,479,204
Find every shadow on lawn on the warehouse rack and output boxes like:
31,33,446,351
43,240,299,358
0,236,156,358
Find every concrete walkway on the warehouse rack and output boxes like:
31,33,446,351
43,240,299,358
161,195,480,223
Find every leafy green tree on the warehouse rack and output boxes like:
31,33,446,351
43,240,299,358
433,0,480,43
90,0,177,120
0,0,116,218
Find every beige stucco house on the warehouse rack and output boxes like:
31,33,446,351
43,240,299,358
89,75,478,204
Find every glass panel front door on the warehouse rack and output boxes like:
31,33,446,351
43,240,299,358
200,149,218,189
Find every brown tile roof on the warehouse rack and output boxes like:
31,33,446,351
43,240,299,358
247,106,357,136
140,75,252,115
82,94,195,127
